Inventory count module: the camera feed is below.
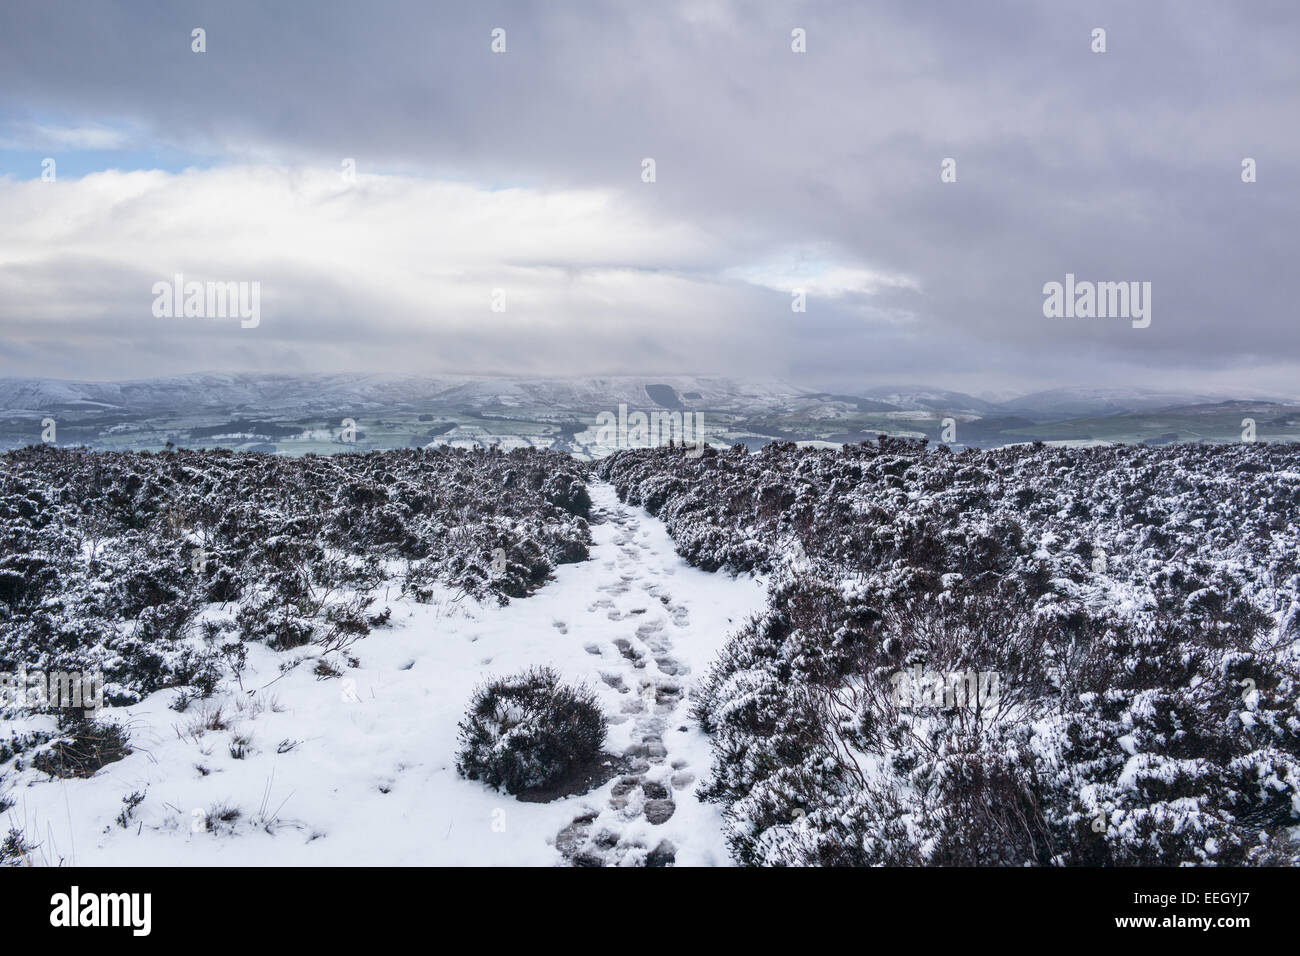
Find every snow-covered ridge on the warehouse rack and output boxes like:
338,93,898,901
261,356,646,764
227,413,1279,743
5,372,1290,421
0,373,817,415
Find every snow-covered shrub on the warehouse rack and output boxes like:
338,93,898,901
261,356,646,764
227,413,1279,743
456,667,607,795
235,596,316,650
30,713,131,779
542,473,592,519
0,825,34,865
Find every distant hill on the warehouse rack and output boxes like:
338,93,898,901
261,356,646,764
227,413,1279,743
3,373,1297,453
0,373,814,416
855,385,1002,416
995,387,1237,422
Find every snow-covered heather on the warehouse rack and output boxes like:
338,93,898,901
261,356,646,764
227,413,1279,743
599,440,1300,866
3,484,765,866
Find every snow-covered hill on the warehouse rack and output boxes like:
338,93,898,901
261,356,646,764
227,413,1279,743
0,373,815,415
5,372,1290,422
996,386,1238,422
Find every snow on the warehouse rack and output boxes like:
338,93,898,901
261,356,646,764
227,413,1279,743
3,483,766,866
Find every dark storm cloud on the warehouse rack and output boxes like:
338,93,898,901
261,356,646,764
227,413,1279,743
0,0,1296,392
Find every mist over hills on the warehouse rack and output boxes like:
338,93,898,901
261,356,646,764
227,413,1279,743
0,373,806,416
1,372,1295,455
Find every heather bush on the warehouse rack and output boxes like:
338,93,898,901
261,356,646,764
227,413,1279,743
456,667,607,795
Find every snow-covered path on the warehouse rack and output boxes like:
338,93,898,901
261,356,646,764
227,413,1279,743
552,489,738,866
4,482,765,866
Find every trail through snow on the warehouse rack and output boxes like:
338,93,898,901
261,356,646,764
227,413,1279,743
4,482,766,866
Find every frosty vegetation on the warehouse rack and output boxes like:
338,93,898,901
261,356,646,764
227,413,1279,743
598,437,1300,866
0,445,591,806
4,436,1298,867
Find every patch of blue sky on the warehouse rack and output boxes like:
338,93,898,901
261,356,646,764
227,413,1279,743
0,109,216,178
0,147,221,179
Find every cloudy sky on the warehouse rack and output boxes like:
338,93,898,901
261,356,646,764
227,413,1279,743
0,0,1296,396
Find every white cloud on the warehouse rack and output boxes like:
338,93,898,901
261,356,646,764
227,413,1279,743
0,165,794,378
3,123,132,151
726,250,920,299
